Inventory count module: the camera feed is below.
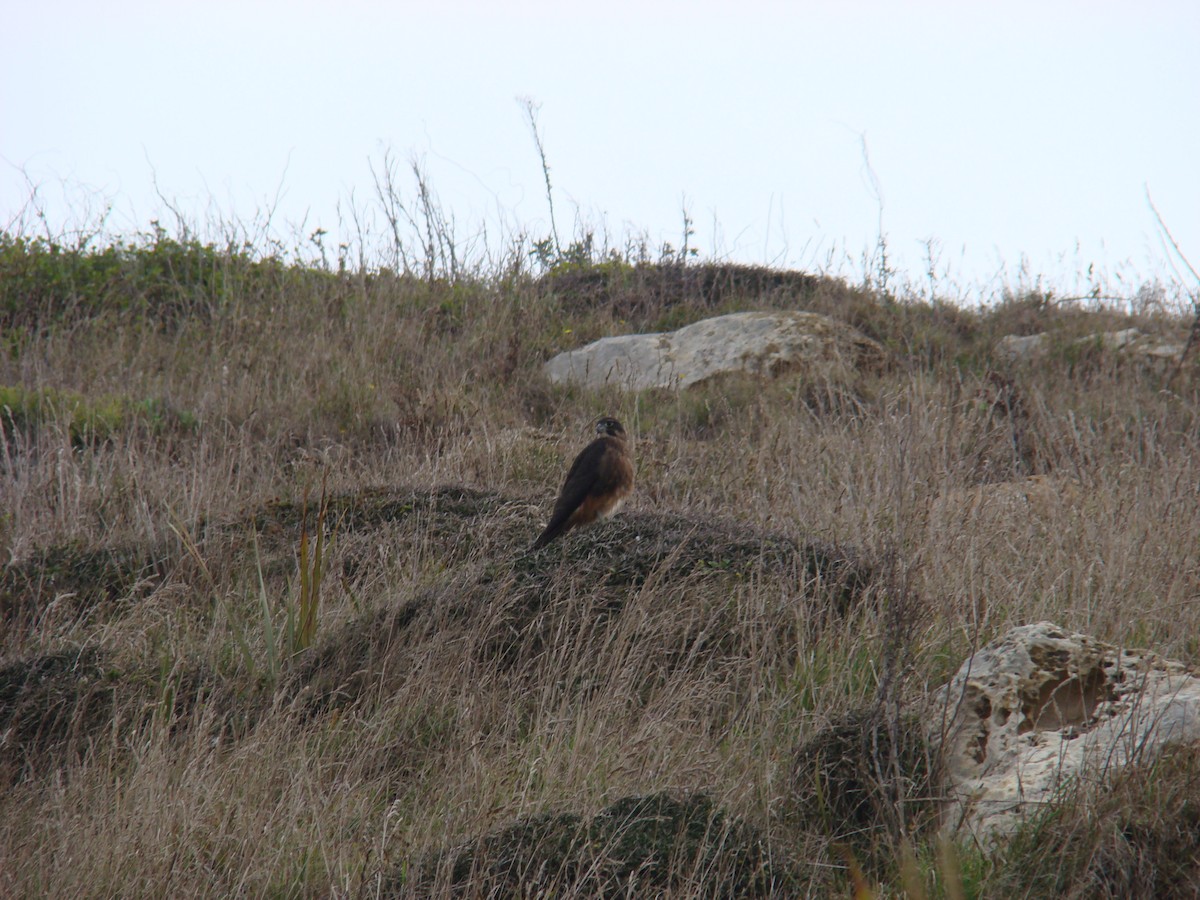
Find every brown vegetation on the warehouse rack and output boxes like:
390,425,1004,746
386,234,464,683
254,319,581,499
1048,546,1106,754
1,241,1198,896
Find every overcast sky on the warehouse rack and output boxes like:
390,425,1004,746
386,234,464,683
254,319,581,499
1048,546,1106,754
3,1,1198,300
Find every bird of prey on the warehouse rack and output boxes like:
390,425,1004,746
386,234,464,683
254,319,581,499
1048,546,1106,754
530,416,634,550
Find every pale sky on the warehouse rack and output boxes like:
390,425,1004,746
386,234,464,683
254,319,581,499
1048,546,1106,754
4,1,1198,301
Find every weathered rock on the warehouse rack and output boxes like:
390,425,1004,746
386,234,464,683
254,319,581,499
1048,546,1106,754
931,622,1200,845
994,332,1050,363
543,311,884,391
995,328,1185,368
1087,327,1180,357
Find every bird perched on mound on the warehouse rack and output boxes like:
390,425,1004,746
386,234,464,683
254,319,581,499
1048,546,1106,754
530,416,634,550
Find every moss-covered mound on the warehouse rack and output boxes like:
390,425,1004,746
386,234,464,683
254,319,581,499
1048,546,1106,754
0,649,121,783
395,792,799,897
789,708,940,876
275,487,876,718
0,541,168,626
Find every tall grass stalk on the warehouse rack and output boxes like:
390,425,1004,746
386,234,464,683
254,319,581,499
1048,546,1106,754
295,471,337,654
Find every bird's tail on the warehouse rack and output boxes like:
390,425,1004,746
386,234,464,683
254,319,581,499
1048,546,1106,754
529,521,565,551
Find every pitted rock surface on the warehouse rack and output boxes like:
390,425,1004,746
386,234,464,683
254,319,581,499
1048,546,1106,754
931,622,1200,844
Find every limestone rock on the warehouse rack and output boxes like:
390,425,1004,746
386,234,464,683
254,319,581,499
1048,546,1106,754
931,622,1200,845
1088,327,1176,356
994,332,1050,363
995,328,1185,369
543,311,884,391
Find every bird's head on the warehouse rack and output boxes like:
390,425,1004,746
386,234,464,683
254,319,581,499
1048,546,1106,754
594,416,626,438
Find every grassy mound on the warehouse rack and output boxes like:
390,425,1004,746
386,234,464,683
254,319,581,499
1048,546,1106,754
1,232,1196,895
398,791,799,897
1,541,169,628
789,708,940,878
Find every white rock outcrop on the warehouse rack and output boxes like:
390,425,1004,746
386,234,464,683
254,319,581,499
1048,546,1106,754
543,311,884,391
994,332,1050,363
932,622,1200,845
995,328,1185,368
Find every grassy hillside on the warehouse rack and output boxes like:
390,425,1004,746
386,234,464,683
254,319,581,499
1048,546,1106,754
1,231,1198,897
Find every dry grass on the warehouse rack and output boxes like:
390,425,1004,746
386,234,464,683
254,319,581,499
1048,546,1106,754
1,240,1199,897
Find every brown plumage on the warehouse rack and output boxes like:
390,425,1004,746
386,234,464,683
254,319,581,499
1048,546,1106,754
530,417,634,550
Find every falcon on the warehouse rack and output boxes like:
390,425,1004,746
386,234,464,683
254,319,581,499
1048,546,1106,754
530,416,634,550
